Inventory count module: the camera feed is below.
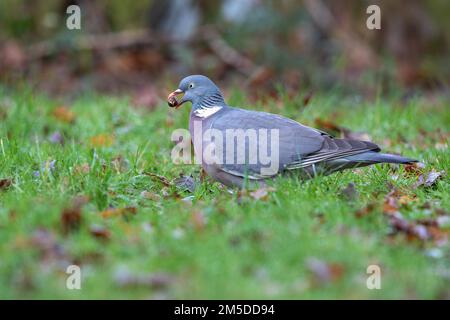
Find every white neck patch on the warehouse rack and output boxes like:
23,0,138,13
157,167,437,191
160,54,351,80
193,106,223,119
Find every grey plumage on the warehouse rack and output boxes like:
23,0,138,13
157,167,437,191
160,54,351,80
168,75,417,188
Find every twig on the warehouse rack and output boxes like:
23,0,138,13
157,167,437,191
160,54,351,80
27,29,160,61
25,27,258,76
201,27,256,76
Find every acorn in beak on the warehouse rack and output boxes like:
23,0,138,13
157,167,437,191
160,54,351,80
167,89,184,108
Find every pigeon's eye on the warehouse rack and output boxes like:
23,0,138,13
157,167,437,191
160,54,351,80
189,83,195,89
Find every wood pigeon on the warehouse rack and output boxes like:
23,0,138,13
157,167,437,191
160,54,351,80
168,75,417,188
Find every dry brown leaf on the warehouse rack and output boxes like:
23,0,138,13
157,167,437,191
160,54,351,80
398,195,416,205
383,196,399,215
90,224,111,240
386,201,450,245
61,196,88,235
355,203,376,218
61,207,82,234
52,106,76,123
100,207,137,219
89,134,114,147
427,226,448,246
0,178,13,190
404,162,425,175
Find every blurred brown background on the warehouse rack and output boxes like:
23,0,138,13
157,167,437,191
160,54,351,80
0,0,449,106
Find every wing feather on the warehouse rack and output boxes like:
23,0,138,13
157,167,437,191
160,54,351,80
206,107,379,178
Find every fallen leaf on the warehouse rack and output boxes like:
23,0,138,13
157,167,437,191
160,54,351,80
404,162,425,175
355,203,376,218
60,196,88,234
89,224,111,240
388,214,423,239
52,106,76,123
427,226,448,246
424,170,446,187
0,178,13,190
414,169,446,188
398,195,416,205
249,187,276,201
61,207,82,234
387,209,449,245
380,175,449,245
100,207,137,219
173,175,196,193
383,195,399,215
89,134,114,147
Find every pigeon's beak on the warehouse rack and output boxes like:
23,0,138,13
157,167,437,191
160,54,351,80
167,89,185,108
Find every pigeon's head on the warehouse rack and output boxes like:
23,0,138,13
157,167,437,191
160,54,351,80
167,75,225,110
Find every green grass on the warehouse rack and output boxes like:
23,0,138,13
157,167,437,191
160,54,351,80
0,86,449,299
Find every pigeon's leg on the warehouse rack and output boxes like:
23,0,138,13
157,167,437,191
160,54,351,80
203,164,267,189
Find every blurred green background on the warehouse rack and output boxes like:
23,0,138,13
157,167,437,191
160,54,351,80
0,0,449,100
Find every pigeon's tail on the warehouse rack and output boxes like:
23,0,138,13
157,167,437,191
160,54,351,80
345,152,418,164
322,151,418,175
